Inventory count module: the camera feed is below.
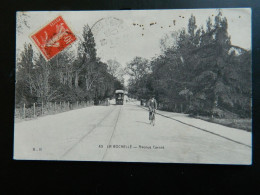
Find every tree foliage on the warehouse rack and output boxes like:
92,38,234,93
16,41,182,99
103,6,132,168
126,57,152,99
127,11,251,118
16,25,124,107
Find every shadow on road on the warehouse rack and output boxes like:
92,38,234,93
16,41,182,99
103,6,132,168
136,121,150,125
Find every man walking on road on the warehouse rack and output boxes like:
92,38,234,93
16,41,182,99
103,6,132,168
147,96,157,124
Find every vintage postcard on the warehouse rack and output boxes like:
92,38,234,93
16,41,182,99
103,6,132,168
14,8,252,164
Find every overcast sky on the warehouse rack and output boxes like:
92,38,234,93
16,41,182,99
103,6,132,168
16,8,251,67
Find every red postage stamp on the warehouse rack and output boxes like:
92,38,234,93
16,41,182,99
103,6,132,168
31,16,76,60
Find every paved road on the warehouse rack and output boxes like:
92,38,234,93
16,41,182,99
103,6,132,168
14,102,252,164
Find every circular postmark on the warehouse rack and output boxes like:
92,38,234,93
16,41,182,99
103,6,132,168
91,17,127,49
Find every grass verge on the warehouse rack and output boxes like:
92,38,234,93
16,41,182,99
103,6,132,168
193,116,252,132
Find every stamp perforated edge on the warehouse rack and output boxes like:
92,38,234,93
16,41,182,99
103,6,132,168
28,14,77,61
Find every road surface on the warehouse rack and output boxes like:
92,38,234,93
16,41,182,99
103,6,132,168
14,101,252,164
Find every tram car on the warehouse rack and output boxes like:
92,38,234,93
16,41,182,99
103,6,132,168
115,90,124,105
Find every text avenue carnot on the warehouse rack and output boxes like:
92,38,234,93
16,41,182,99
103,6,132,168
98,144,164,149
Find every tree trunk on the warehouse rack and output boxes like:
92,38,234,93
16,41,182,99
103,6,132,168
75,71,79,88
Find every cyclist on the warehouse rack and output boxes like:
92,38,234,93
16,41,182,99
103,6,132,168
147,96,157,125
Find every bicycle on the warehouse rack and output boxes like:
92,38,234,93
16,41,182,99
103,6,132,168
150,109,156,126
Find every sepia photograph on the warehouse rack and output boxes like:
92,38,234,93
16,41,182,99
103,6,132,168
14,8,252,164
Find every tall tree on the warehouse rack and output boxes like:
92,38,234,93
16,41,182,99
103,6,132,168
126,57,150,81
107,59,125,84
74,25,97,89
16,43,34,106
188,14,197,38
129,11,251,118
